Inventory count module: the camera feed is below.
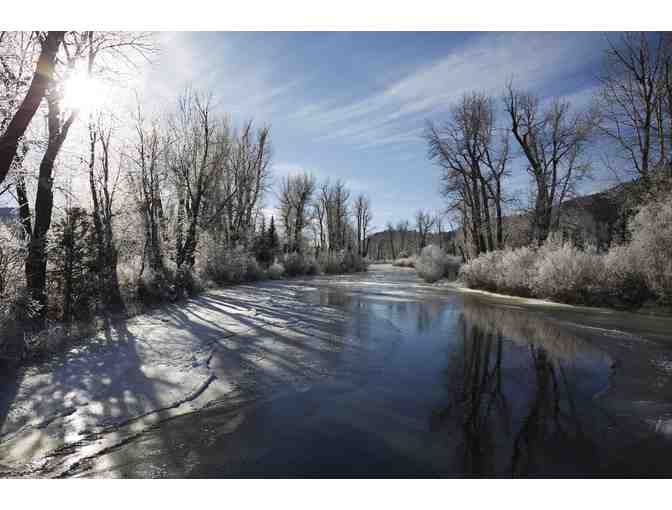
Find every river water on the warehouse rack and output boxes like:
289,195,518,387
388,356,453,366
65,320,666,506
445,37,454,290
40,265,672,477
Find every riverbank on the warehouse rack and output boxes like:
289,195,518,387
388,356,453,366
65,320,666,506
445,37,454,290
440,280,672,319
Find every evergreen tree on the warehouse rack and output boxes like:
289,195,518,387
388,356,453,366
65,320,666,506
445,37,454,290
49,208,97,322
268,215,279,253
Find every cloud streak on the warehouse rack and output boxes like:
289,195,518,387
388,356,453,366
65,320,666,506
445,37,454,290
294,32,606,149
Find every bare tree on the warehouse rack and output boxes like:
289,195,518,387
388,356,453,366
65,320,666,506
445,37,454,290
434,211,445,250
87,113,124,310
312,198,327,253
128,103,166,277
278,172,315,253
166,88,232,272
426,93,510,255
352,193,372,257
386,221,397,260
313,179,351,252
415,209,435,251
504,84,592,244
597,32,671,192
218,120,271,246
396,219,410,254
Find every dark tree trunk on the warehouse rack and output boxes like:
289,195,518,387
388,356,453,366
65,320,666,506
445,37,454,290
26,97,76,323
26,151,57,320
0,32,64,186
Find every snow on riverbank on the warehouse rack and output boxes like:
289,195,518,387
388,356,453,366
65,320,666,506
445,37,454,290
0,279,375,473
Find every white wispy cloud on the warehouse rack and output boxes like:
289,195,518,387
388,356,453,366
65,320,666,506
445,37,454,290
296,32,604,149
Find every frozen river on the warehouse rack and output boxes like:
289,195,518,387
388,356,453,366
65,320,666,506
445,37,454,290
2,265,672,477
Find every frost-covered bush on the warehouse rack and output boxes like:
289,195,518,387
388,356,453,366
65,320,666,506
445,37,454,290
628,198,672,304
415,245,461,283
452,192,672,309
283,252,308,276
199,244,261,284
316,250,367,274
117,255,142,296
244,257,263,281
318,251,342,274
0,224,26,306
0,287,42,334
267,262,285,279
175,265,204,297
496,246,538,296
601,245,650,305
459,250,505,291
138,266,177,304
416,245,447,283
461,239,607,304
278,252,321,277
304,255,320,275
393,255,417,268
533,242,604,304
444,255,462,280
343,252,369,273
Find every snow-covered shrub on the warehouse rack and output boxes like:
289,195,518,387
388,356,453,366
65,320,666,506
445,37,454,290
0,285,27,358
444,255,462,280
199,244,260,284
23,323,70,360
346,252,368,273
341,251,359,273
496,246,538,296
281,252,321,276
282,252,308,276
117,255,142,296
318,251,342,274
533,242,604,304
416,245,447,283
601,245,650,305
393,255,417,268
138,266,177,304
267,262,285,279
304,255,320,275
245,257,263,281
175,265,204,297
316,250,367,274
628,198,672,304
0,223,26,308
459,250,505,291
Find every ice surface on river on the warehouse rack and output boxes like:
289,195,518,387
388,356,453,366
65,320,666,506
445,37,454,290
0,278,399,471
2,265,672,477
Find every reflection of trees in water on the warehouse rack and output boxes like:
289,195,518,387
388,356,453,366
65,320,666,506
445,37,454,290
509,345,593,475
460,298,609,364
436,300,602,476
435,319,509,474
416,300,445,333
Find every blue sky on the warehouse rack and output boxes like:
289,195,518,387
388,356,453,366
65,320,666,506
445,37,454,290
143,31,616,232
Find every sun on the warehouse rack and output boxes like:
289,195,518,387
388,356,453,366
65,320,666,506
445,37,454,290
61,71,108,114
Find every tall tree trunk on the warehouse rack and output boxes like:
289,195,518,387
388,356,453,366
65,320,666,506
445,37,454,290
495,180,504,249
26,145,59,320
0,32,64,186
25,79,77,323
479,178,494,251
